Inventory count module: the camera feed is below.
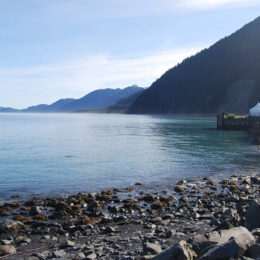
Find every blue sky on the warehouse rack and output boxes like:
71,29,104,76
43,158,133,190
0,0,260,108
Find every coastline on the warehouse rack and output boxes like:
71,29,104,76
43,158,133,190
0,173,259,259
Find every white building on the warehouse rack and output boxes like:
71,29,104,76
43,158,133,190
249,103,260,117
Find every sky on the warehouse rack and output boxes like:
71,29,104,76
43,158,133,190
0,0,260,108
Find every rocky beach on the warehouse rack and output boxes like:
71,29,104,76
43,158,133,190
1,3,260,260
0,174,259,259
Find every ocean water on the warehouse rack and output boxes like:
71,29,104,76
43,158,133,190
0,113,259,200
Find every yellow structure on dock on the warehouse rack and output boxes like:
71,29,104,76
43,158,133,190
217,103,260,143
217,112,250,130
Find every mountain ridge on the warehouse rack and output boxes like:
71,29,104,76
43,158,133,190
0,85,144,113
0,107,19,112
129,16,260,115
59,85,143,112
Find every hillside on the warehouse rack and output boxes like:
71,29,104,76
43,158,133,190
106,88,145,112
129,17,260,115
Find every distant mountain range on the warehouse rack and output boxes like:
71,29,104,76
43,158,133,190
129,17,260,115
56,85,143,112
0,107,19,112
1,85,144,113
24,98,75,112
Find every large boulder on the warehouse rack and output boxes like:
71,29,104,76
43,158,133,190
152,240,197,260
198,237,250,260
188,234,217,254
245,200,260,231
187,226,255,259
0,245,16,256
197,227,255,260
0,220,24,233
206,226,255,245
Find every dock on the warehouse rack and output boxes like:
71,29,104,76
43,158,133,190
217,113,250,130
217,110,260,144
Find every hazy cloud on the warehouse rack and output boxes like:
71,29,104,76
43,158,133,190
179,0,260,9
0,0,257,107
41,0,260,21
0,47,202,108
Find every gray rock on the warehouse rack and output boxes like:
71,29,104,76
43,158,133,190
29,206,41,215
159,230,174,239
206,226,255,246
152,240,197,260
197,227,256,260
247,243,260,259
85,252,97,259
32,251,50,259
246,200,260,231
198,214,212,220
192,212,200,219
0,220,24,233
104,226,116,233
209,218,220,226
188,234,217,255
77,252,86,259
59,240,75,248
0,245,16,256
251,228,260,237
43,234,51,240
251,176,260,184
52,249,66,258
242,178,251,185
15,235,32,244
199,237,249,260
222,208,237,218
174,185,186,193
0,239,12,245
144,242,162,255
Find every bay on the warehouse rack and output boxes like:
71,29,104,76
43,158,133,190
0,113,259,200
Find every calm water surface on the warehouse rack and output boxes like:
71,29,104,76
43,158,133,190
0,113,259,199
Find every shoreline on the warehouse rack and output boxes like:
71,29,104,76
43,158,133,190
0,173,259,259
1,168,259,202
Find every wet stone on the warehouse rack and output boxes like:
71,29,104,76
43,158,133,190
29,206,41,216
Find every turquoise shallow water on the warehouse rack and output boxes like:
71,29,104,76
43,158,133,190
0,113,259,200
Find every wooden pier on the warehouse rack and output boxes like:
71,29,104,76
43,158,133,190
217,113,250,130
217,112,260,144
